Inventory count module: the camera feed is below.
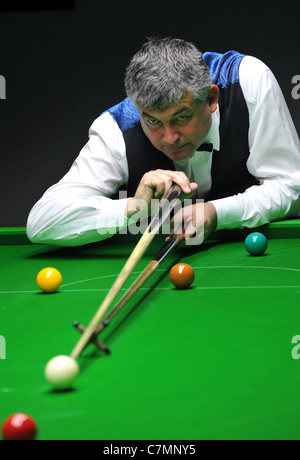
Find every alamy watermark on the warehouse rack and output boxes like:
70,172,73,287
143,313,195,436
0,335,6,359
0,75,6,99
291,335,300,360
96,192,205,246
291,75,300,100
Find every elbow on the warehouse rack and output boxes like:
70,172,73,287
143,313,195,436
26,201,73,246
26,206,60,245
26,210,42,244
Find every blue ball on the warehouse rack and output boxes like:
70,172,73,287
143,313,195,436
245,232,268,256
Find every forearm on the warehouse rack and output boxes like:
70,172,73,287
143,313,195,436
220,56,300,230
27,112,133,246
26,185,130,246
212,180,300,230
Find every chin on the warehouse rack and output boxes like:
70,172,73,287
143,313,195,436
165,149,193,161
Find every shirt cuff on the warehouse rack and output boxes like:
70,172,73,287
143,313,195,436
210,195,243,230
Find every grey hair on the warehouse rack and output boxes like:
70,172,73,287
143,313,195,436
124,37,212,111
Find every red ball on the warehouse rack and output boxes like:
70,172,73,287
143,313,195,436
1,413,37,440
170,263,195,289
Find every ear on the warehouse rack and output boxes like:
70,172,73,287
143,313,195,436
207,85,219,113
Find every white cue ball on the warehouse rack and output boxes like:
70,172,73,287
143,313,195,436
45,355,80,390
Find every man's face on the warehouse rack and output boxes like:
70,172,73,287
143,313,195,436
138,86,219,161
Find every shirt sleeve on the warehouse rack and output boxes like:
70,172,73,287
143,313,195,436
211,55,300,230
26,112,134,246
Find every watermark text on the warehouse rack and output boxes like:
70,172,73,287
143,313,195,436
96,192,205,245
291,75,300,100
0,75,6,99
291,335,300,359
0,335,6,359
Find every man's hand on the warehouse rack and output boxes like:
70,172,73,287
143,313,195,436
171,201,217,245
126,169,198,218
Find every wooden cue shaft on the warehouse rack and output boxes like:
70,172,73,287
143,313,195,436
94,235,180,335
70,185,182,359
93,260,159,337
72,236,179,351
70,230,154,359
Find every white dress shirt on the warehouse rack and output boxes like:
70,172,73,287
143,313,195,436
27,56,300,246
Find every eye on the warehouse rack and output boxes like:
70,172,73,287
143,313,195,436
147,118,159,126
175,114,191,123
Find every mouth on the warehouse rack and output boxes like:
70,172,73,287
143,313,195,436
165,148,192,161
173,143,194,155
174,142,188,150
164,143,188,154
159,142,194,160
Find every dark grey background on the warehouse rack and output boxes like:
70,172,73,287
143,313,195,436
0,0,299,226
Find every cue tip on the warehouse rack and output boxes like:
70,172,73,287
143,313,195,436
102,318,110,328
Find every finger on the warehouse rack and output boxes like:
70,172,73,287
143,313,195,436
184,220,197,238
142,172,172,194
153,175,173,199
154,170,198,196
171,213,185,237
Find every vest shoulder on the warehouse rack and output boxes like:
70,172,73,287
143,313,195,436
102,97,140,133
203,51,246,88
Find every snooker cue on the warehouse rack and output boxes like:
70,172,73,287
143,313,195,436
70,184,182,359
73,234,181,347
95,234,181,332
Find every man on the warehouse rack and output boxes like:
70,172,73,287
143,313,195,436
27,37,300,246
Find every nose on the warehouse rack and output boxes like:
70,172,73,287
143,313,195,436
162,124,180,145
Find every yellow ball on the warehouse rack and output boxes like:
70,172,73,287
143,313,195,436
36,267,62,293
